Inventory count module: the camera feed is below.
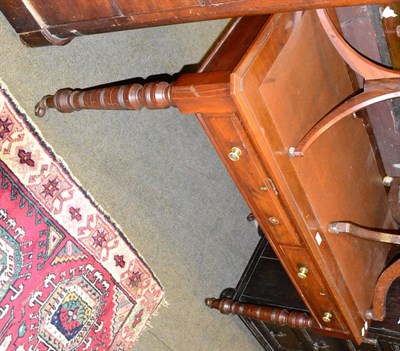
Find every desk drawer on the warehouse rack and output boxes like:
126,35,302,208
281,245,347,333
201,113,301,246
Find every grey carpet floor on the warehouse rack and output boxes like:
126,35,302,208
0,12,263,351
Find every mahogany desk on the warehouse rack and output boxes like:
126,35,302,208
35,11,399,343
0,0,396,46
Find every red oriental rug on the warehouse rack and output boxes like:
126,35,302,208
0,81,163,350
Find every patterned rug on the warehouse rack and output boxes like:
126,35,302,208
0,81,163,350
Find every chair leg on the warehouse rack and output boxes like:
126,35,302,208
287,10,400,158
288,79,400,157
35,81,174,117
371,259,400,321
328,221,400,244
328,179,400,322
316,9,400,80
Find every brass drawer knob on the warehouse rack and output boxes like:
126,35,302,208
297,266,308,279
228,147,242,162
322,312,333,323
268,217,280,225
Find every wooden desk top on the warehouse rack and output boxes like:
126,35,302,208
197,11,397,343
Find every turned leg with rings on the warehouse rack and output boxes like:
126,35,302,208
35,71,235,117
35,82,174,117
205,297,316,329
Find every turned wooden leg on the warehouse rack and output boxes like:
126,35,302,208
35,71,234,117
328,221,400,244
35,82,174,117
288,79,400,157
205,297,315,329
